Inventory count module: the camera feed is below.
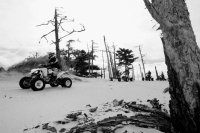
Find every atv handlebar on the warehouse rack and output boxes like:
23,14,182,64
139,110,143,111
38,64,51,68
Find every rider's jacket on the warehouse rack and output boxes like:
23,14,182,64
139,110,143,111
48,55,60,70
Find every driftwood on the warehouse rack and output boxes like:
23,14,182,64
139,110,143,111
67,113,171,133
126,103,171,121
65,103,171,133
24,100,172,133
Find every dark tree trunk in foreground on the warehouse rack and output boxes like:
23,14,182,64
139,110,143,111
143,0,200,132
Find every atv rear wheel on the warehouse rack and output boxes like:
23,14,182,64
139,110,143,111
125,77,129,82
30,78,45,91
61,78,72,88
19,77,31,89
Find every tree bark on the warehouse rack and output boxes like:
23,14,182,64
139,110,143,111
143,0,200,132
54,9,62,70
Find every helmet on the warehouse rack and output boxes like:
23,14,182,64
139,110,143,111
48,52,55,58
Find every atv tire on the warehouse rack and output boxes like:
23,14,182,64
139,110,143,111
125,77,129,82
30,78,45,91
61,78,72,88
19,77,31,89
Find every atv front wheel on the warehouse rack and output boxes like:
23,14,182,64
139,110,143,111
61,78,72,88
19,77,31,89
30,78,45,91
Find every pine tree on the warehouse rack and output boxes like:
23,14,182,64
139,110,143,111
116,48,138,70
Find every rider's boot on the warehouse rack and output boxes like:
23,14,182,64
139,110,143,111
49,74,57,82
44,75,50,82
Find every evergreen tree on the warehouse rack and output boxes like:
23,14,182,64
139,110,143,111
74,50,100,76
74,50,89,74
116,48,138,70
0,66,5,72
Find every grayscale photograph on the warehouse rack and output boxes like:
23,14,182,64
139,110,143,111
0,0,200,133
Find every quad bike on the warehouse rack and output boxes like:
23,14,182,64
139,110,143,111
144,71,154,81
117,68,133,82
118,71,133,82
19,64,72,91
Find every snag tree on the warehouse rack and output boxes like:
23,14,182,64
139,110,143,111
37,8,85,70
143,0,200,132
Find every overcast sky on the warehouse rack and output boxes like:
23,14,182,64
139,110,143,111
0,0,200,79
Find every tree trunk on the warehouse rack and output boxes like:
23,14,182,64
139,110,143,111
104,36,113,80
143,0,200,132
54,9,62,70
155,66,159,80
91,42,94,74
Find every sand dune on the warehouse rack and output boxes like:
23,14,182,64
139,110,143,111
0,71,170,133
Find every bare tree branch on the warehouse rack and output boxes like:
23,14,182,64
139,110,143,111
60,25,66,32
50,40,56,45
59,17,74,24
77,38,81,43
38,9,85,50
36,20,54,27
56,8,65,14
39,29,55,43
59,24,85,41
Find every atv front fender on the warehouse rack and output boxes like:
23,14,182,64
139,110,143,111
57,71,70,79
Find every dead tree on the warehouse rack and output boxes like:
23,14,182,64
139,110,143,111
139,64,144,80
104,36,113,80
37,8,85,70
87,43,91,75
29,52,39,58
135,45,146,80
91,40,98,74
112,43,117,79
143,0,200,132
155,66,159,80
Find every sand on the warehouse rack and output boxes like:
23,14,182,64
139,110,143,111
0,71,170,133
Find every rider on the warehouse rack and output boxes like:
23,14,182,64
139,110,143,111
125,66,130,77
47,52,61,81
48,52,60,70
